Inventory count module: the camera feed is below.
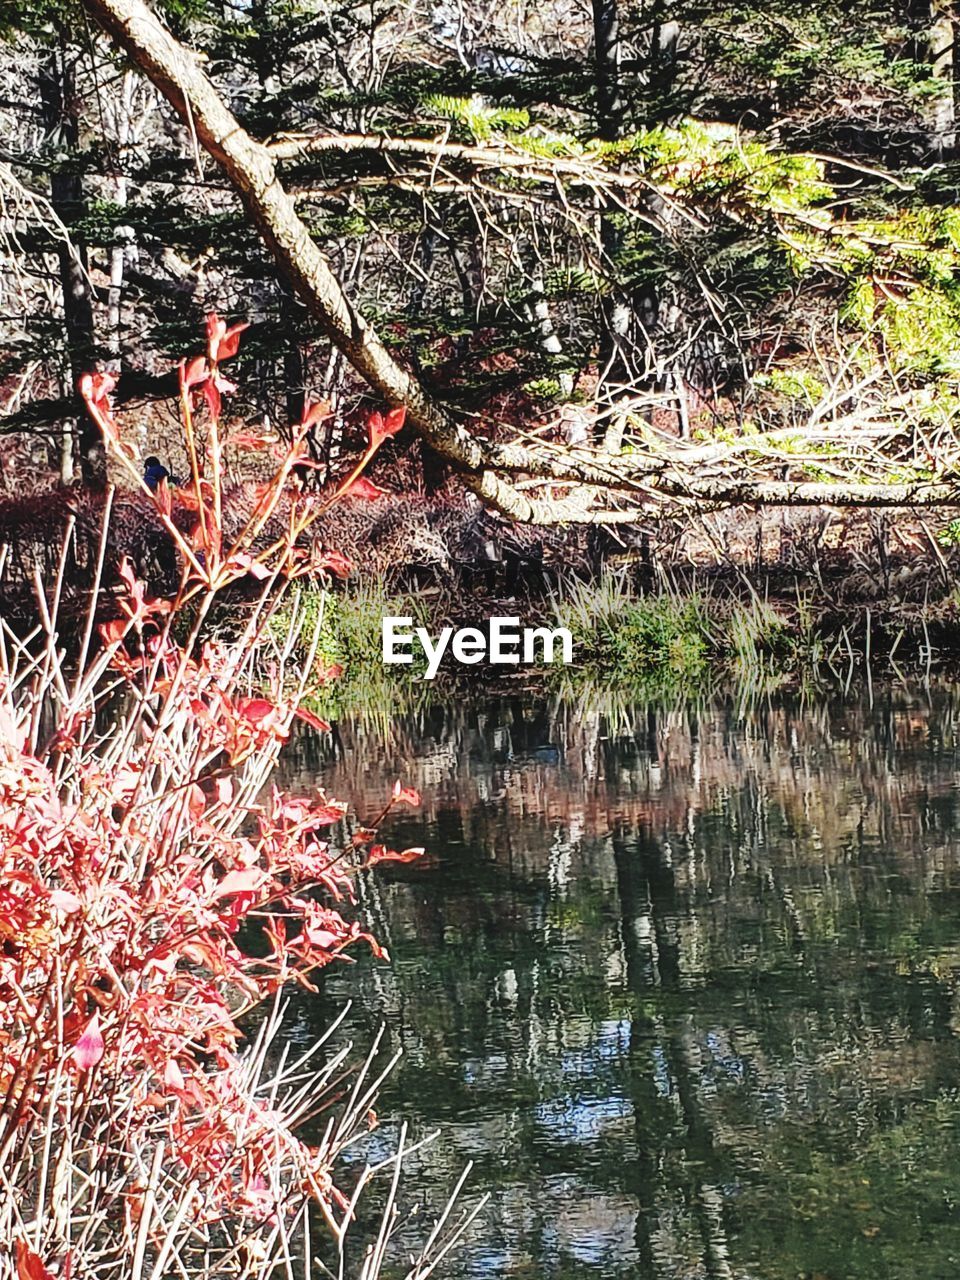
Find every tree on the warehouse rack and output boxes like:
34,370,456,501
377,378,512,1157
2,0,959,523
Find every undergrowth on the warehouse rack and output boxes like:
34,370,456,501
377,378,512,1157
551,571,814,692
270,580,431,728
269,573,819,713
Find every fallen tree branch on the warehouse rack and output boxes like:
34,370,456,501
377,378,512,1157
643,474,960,508
267,130,654,196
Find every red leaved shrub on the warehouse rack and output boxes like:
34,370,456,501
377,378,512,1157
0,320,478,1280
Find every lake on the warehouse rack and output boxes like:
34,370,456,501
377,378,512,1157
279,684,960,1280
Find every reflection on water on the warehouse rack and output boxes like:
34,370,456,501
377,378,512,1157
280,687,960,1280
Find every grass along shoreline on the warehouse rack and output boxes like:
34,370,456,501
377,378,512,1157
275,571,960,719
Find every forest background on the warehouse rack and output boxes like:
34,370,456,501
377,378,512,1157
3,1,960,563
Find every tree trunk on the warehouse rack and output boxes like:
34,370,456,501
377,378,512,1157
106,71,138,369
930,5,959,158
284,335,306,428
592,0,633,453
523,271,573,395
38,30,106,487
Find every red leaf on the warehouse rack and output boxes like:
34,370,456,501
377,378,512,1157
228,429,278,451
15,1241,55,1280
215,868,268,898
181,355,208,390
227,552,271,581
187,784,206,822
155,476,173,518
118,558,138,595
365,405,406,451
366,411,383,443
236,697,277,724
366,845,425,867
164,1058,185,1090
99,618,127,646
206,314,249,363
78,371,117,419
343,475,386,500
294,706,331,733
203,376,222,422
392,781,421,807
217,321,250,362
301,400,332,430
73,1012,104,1071
316,549,353,579
311,804,348,825
78,370,135,457
49,889,82,914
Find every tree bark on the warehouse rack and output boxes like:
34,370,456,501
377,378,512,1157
38,29,107,486
106,70,139,371
930,5,959,158
592,0,635,453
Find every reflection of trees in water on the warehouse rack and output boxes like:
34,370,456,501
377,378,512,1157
291,685,960,872
280,686,960,1279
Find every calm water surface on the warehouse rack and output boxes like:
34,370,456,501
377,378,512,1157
279,687,960,1280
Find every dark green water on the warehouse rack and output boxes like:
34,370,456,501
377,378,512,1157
282,687,960,1280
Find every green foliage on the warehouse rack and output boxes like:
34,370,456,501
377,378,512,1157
753,369,827,405
5,0,959,478
421,93,530,141
553,574,825,694
553,573,712,689
690,2,935,119
513,129,585,159
541,266,606,298
522,376,564,398
270,581,429,724
630,122,832,213
881,282,960,374
726,598,796,679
